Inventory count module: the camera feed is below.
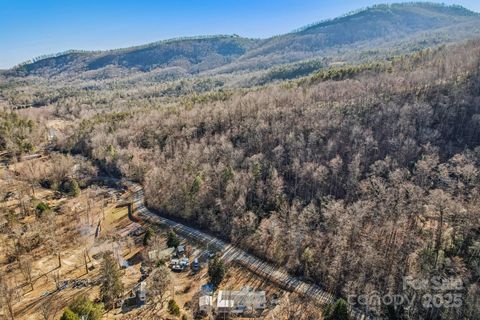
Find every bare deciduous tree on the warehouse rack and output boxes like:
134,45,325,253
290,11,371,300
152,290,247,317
147,265,171,310
18,255,34,291
40,295,57,320
0,273,19,320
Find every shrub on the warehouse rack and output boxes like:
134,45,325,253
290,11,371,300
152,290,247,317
166,229,180,248
40,179,52,189
60,178,80,197
168,299,180,316
36,202,50,214
99,252,124,309
143,227,155,246
60,308,80,320
61,295,103,320
208,256,226,289
324,298,349,320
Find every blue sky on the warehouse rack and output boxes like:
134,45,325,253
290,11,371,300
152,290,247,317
1,0,479,69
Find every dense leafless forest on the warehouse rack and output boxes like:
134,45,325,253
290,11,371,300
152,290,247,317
1,3,480,320
3,40,478,319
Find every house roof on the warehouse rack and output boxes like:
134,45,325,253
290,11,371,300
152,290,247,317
199,295,213,306
217,299,235,308
217,289,266,308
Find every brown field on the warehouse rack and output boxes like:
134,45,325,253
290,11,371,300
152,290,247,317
1,159,288,320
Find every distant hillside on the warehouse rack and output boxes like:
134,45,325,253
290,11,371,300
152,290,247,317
14,36,258,77
8,2,480,79
229,2,480,71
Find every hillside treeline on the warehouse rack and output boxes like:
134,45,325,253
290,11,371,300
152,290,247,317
58,41,480,319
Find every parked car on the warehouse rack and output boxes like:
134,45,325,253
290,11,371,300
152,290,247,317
171,258,189,272
192,258,200,272
58,280,68,291
203,250,215,260
176,245,185,256
72,279,88,288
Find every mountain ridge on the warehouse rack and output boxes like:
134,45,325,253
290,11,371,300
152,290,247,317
9,2,480,79
294,2,478,33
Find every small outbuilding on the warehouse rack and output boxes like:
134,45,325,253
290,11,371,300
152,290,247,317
135,281,147,305
199,295,213,313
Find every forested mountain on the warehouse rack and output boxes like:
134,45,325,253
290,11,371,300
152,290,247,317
233,2,480,70
2,2,480,320
33,40,477,320
14,36,256,77
8,3,480,80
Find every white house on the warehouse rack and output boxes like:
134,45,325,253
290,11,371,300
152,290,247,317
216,287,266,314
199,295,213,313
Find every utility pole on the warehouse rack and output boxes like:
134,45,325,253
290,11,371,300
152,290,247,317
83,249,89,274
